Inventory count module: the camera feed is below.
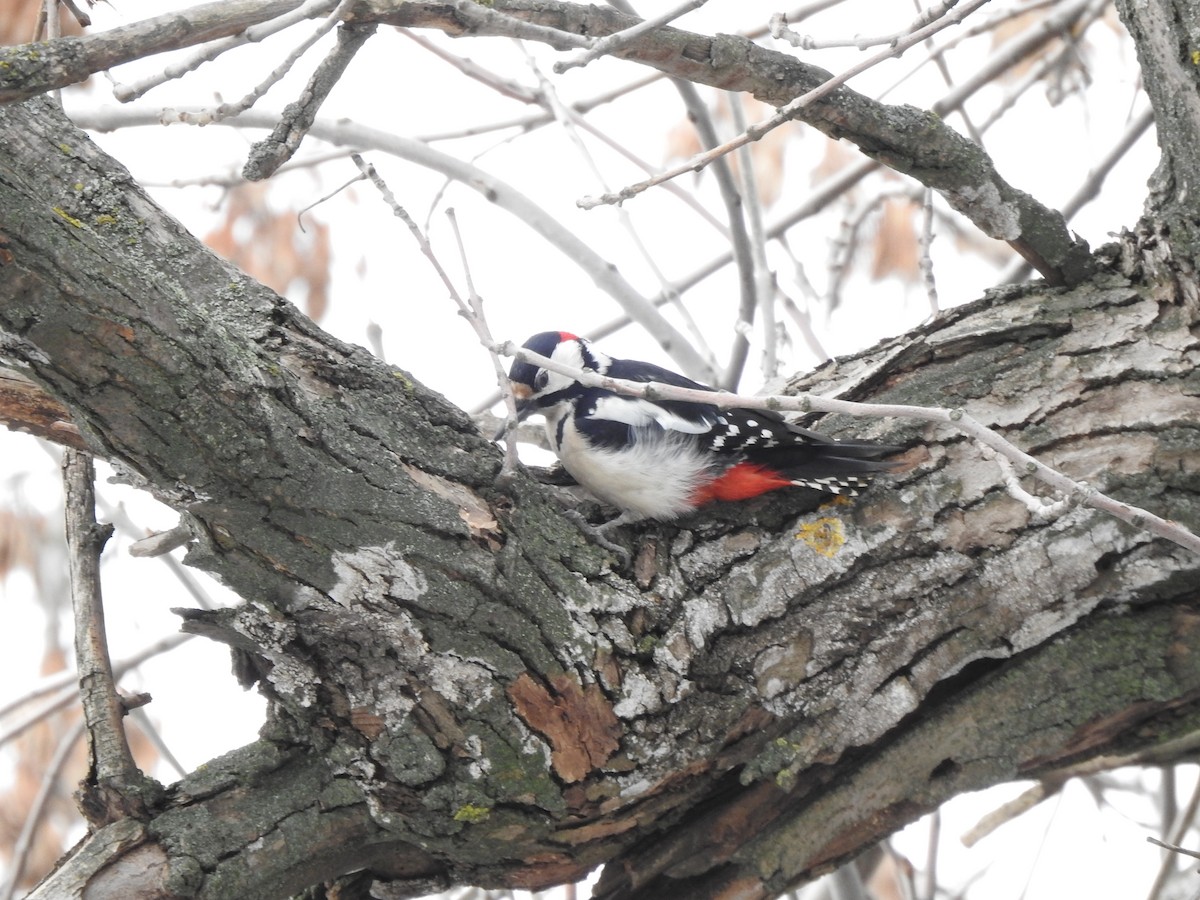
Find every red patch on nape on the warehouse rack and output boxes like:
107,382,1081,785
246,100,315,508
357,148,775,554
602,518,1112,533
558,330,580,341
691,463,793,505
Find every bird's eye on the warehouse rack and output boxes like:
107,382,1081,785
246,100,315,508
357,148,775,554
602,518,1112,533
533,370,549,391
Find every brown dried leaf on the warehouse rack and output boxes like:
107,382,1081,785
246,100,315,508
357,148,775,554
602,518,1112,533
871,198,920,282
0,0,85,46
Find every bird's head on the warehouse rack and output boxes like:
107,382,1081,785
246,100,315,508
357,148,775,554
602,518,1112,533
507,331,608,421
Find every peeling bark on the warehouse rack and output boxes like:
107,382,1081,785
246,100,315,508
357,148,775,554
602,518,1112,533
0,21,1199,900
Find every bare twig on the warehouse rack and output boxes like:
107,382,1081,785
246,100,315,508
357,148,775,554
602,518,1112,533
918,187,939,317
351,155,524,478
909,0,984,145
1147,837,1200,863
989,449,1070,521
554,0,710,73
109,0,341,104
962,780,1056,847
519,44,713,366
0,720,86,900
922,809,940,900
0,633,192,752
729,97,778,382
496,343,1200,556
127,524,193,558
446,209,523,481
63,450,150,825
448,0,591,50
931,0,1102,117
400,28,540,103
665,81,751,390
159,0,356,126
243,15,376,180
1146,775,1200,900
770,0,962,52
75,105,717,380
578,0,991,211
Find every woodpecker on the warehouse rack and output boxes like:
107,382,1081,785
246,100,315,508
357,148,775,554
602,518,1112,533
506,331,898,523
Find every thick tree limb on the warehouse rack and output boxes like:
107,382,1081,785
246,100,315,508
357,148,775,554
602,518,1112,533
2,80,1199,900
0,365,86,448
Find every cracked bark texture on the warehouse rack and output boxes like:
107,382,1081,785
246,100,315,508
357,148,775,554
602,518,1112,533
0,5,1199,899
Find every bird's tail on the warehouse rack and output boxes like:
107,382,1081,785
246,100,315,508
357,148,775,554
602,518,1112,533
760,435,902,497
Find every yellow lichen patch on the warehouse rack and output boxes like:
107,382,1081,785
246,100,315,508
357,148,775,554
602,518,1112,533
795,517,845,557
51,207,84,228
453,804,491,824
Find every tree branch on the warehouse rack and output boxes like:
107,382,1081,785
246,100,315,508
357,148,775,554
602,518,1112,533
63,449,159,825
361,0,1093,285
0,0,314,103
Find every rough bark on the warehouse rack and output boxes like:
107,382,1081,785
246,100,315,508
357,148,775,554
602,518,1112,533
2,90,1199,898
1113,0,1200,303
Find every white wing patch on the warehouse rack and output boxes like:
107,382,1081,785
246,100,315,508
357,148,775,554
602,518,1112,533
590,395,714,434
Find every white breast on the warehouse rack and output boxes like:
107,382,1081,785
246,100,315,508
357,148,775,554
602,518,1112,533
551,416,714,521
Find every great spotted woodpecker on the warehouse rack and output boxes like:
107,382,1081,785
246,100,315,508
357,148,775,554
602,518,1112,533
506,331,898,523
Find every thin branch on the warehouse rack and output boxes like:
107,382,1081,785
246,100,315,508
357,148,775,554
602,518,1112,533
243,15,376,180
931,0,1102,117
554,0,710,73
1147,837,1200,863
159,0,356,126
0,633,192,750
922,809,940,900
73,103,717,381
519,43,707,362
3,0,322,104
1146,774,1200,900
665,81,751,390
962,780,1054,848
447,0,591,51
0,720,86,900
877,0,1060,103
770,0,964,51
918,187,939,317
495,342,1200,556
63,450,145,824
400,28,540,103
578,0,991,211
109,0,341,103
729,97,778,382
446,208,523,482
350,155,523,478
909,0,985,146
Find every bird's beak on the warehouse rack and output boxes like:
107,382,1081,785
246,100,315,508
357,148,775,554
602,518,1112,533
511,382,534,421
494,383,533,440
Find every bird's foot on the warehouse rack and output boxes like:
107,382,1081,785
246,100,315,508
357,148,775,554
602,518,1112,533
561,508,634,568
